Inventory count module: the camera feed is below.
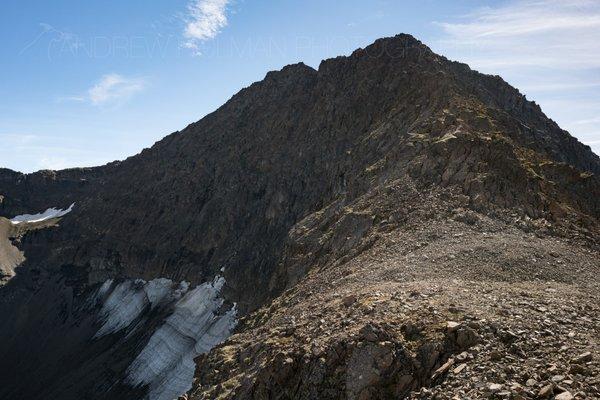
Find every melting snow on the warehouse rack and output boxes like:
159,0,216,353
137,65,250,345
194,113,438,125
10,203,74,224
92,275,237,400
144,278,179,307
93,279,114,302
94,278,188,337
126,276,237,400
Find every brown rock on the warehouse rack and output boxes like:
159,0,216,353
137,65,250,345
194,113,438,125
432,358,454,380
537,384,554,398
569,363,591,375
446,321,461,332
554,392,574,400
455,327,481,349
571,351,592,364
489,383,503,392
359,324,380,342
453,363,467,374
342,295,357,307
490,350,503,361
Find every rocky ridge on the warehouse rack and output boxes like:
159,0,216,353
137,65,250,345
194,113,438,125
189,182,599,399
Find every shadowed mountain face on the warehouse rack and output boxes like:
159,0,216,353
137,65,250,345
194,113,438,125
0,35,599,400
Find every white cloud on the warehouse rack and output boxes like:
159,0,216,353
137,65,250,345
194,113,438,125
519,81,600,92
88,74,146,106
0,133,38,146
38,156,70,171
435,0,600,70
183,0,231,54
0,133,108,173
434,0,600,156
59,74,146,106
57,95,86,103
572,117,600,126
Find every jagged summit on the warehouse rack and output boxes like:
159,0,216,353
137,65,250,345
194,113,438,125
0,34,599,400
265,34,433,77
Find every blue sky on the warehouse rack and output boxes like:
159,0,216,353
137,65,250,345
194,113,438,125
1,0,599,172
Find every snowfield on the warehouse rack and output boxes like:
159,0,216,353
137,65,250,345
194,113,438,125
10,203,75,224
93,276,237,400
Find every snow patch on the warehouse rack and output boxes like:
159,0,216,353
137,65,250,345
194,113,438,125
144,278,178,307
10,203,74,224
94,278,189,337
94,279,114,301
126,276,237,400
91,275,237,399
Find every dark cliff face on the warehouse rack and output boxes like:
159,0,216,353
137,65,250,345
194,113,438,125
0,167,107,216
1,34,599,314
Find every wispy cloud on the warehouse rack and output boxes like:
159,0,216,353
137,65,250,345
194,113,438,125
60,73,146,106
434,0,600,156
0,132,151,172
571,117,600,126
0,133,39,146
519,81,600,92
38,156,70,171
20,23,83,56
183,0,231,55
88,74,145,105
436,0,600,70
0,133,106,172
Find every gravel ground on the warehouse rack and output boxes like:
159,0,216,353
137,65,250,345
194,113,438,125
189,208,599,399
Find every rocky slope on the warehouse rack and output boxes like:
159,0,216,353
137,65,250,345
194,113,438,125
191,186,599,399
0,34,598,399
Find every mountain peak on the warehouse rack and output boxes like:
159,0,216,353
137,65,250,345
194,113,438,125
316,33,436,74
1,33,599,400
263,61,317,82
